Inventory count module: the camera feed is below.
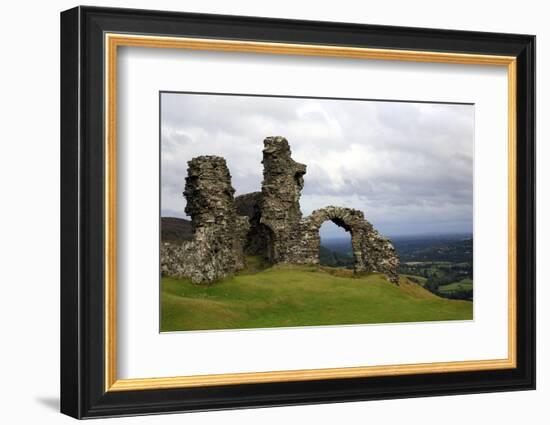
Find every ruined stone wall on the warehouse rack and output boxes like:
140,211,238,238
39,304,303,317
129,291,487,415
161,137,399,285
299,206,400,284
255,136,399,283
160,156,249,283
358,227,400,284
259,136,306,263
234,191,273,258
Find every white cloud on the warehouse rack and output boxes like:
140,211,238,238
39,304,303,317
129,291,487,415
161,93,473,237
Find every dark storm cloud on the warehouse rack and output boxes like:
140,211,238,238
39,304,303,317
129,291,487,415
161,93,473,237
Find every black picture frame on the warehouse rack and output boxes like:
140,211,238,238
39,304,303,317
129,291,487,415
60,5,535,419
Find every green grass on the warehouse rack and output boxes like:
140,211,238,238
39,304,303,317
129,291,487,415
438,278,473,294
161,258,473,332
401,274,428,285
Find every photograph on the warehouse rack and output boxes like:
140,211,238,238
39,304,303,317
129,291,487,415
57,5,536,419
160,92,475,332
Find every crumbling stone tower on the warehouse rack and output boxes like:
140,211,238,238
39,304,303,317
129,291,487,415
162,136,400,285
259,136,306,263
160,156,249,283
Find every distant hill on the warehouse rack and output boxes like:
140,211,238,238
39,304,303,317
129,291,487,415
392,235,473,263
392,234,474,301
319,245,354,268
321,237,353,253
320,234,474,301
161,217,193,243
323,233,474,264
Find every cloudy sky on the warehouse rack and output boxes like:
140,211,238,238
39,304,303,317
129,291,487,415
161,92,474,238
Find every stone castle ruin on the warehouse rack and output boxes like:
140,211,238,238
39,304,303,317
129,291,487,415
160,156,249,283
161,136,399,284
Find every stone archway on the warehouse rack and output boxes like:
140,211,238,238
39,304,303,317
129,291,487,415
300,206,399,283
301,207,367,271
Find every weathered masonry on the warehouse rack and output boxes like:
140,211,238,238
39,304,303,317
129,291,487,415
160,156,249,283
162,136,399,284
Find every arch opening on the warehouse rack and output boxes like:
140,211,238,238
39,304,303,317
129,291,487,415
318,220,355,269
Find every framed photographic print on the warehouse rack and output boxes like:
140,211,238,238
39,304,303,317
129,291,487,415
60,6,535,419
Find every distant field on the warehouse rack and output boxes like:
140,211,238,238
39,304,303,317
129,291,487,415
402,274,428,285
438,278,473,294
161,257,473,332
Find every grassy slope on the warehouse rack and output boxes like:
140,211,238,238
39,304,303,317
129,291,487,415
161,258,472,332
401,274,428,285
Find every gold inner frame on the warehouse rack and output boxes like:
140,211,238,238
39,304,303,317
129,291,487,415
104,33,517,392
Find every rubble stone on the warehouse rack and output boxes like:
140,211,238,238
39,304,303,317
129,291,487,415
160,156,249,284
161,137,400,285
234,192,273,258
259,136,306,263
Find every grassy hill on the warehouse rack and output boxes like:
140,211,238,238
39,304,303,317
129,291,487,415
161,257,472,332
